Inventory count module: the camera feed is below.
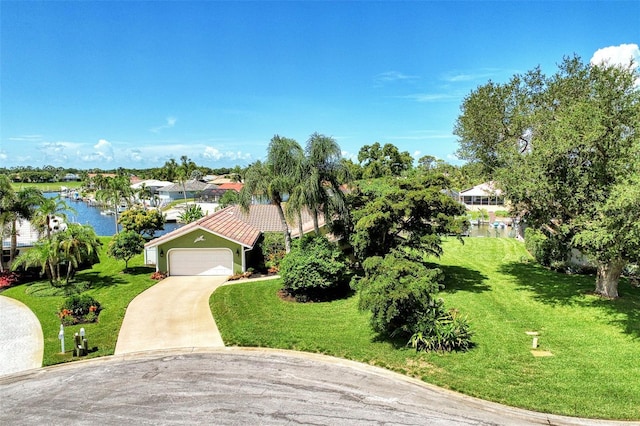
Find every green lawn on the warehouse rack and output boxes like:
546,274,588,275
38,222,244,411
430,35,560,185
11,181,84,192
210,238,640,420
2,237,156,366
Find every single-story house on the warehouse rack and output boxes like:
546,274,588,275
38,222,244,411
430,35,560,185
144,205,324,276
458,181,506,211
157,180,213,203
61,173,81,182
217,182,243,192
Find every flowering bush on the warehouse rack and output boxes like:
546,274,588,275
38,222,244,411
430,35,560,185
150,271,167,281
0,271,20,289
58,294,101,325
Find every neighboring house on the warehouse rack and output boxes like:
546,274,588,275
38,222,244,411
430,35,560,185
61,173,81,182
458,181,506,211
1,217,66,266
198,185,225,203
217,182,243,192
198,182,243,203
157,180,212,203
144,205,324,276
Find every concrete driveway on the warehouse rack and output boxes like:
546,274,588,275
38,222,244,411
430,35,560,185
115,276,228,354
0,348,629,426
0,295,43,376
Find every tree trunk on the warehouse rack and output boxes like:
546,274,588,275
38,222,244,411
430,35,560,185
312,209,320,235
595,259,625,298
10,220,18,264
297,212,303,239
274,203,291,253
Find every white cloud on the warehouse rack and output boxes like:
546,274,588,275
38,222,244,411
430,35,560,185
590,43,640,69
0,151,7,160
202,146,251,161
82,139,114,162
9,135,44,142
203,147,224,160
400,93,460,103
442,71,498,82
129,149,143,162
375,71,419,83
150,116,178,133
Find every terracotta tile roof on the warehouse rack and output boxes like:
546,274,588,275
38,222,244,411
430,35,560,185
145,206,261,248
217,182,243,192
227,205,323,237
145,204,325,248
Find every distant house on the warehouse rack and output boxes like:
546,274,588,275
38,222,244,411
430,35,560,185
157,180,212,202
458,181,505,211
217,182,243,192
130,179,173,194
198,185,226,203
61,173,81,182
144,205,323,276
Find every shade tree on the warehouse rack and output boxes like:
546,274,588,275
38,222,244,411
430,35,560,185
455,55,640,298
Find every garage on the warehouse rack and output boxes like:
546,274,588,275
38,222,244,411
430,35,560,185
168,249,233,276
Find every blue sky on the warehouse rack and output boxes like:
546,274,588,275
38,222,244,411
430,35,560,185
1,1,639,170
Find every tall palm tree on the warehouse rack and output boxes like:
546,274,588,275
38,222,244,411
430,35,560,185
177,155,197,204
0,174,15,272
32,195,72,241
96,175,132,234
6,187,44,264
301,132,350,234
240,136,305,252
0,174,45,269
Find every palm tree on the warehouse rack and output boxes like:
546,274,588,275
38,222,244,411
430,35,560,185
294,132,350,235
31,195,72,241
0,175,46,269
57,223,101,284
240,136,305,253
96,175,132,234
177,155,197,204
7,187,44,264
11,239,59,285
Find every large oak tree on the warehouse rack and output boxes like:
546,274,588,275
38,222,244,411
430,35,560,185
455,56,640,298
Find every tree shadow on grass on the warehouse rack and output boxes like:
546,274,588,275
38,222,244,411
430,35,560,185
438,264,491,294
79,271,128,289
499,261,640,339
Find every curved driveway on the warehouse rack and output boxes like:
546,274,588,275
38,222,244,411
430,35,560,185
0,348,629,425
115,276,228,354
0,295,43,376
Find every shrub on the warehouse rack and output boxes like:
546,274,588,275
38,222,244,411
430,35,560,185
280,235,349,300
0,271,20,288
409,309,474,352
355,250,474,352
150,271,167,280
58,294,101,324
259,232,286,272
524,227,569,268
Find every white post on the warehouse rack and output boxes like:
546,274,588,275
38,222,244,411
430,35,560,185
58,324,65,353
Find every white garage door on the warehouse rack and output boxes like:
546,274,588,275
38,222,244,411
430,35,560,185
168,249,233,276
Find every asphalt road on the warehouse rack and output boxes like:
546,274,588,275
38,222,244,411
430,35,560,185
0,348,630,426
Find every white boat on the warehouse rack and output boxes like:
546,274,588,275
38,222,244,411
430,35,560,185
100,210,115,216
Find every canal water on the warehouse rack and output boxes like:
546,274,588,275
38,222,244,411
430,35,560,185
45,193,182,237
467,223,516,238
